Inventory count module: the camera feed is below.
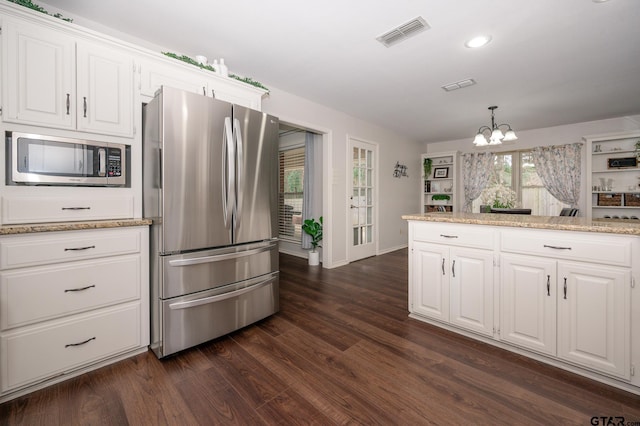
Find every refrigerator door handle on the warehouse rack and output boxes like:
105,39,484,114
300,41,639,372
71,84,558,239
222,117,235,228
233,117,244,231
168,274,277,310
167,241,277,267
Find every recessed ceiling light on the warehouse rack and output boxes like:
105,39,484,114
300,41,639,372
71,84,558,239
465,35,492,48
592,0,610,3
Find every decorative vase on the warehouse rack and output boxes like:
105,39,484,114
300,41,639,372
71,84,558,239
308,250,320,266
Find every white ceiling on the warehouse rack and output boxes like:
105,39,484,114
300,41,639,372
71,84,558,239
40,0,640,143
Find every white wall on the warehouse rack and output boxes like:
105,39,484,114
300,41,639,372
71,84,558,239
424,115,640,216
263,88,422,267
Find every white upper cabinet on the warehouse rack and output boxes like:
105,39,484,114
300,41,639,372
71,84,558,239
2,18,76,129
76,40,134,137
140,56,265,110
139,58,207,98
2,17,134,137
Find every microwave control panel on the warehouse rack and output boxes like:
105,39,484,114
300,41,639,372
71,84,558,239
107,148,122,177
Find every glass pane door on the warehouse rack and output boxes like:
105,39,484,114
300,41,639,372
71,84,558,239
349,138,376,261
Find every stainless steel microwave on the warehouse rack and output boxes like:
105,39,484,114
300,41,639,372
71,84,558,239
7,132,128,186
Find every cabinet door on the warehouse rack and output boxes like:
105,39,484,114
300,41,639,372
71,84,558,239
410,242,449,322
205,77,263,110
140,59,206,98
2,18,75,129
76,41,134,137
449,248,494,336
557,262,630,379
501,254,557,356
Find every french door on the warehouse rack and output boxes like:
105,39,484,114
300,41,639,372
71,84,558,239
348,138,377,262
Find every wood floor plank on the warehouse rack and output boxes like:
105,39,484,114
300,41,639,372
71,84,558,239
1,249,639,425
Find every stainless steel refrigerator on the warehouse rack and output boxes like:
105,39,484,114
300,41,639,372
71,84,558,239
143,86,279,358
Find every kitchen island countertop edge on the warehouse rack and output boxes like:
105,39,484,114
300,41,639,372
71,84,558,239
402,212,640,236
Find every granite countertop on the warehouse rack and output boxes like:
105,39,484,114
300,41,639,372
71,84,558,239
401,212,640,236
0,218,152,235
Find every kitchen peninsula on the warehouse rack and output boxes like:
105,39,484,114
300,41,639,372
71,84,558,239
403,212,640,395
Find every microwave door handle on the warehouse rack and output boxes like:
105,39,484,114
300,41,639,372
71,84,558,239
233,118,243,231
98,148,106,177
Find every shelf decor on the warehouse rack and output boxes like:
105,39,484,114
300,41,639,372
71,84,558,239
607,157,637,169
625,193,640,207
433,167,449,178
598,193,622,206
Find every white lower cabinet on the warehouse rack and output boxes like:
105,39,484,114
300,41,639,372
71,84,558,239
449,248,494,336
557,262,630,379
500,254,557,356
409,224,494,337
0,226,149,399
411,242,449,322
409,220,639,393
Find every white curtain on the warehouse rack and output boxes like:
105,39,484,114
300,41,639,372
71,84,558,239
462,152,495,212
301,132,315,249
531,143,582,208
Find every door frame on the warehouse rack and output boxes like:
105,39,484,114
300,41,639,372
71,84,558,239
347,135,379,263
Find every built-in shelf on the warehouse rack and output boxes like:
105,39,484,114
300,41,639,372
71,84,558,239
586,131,640,220
421,151,458,214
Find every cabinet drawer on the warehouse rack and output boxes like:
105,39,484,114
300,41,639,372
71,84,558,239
0,304,141,392
1,256,140,330
411,222,494,250
0,228,141,269
500,229,632,267
1,195,134,225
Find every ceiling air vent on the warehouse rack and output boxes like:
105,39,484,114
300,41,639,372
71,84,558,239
441,78,477,92
376,16,430,47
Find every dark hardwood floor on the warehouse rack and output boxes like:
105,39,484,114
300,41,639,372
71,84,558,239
2,249,640,425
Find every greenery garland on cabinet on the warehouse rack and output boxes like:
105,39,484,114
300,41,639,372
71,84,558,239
8,0,72,21
162,52,269,92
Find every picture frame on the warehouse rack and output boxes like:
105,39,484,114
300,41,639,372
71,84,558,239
433,167,448,178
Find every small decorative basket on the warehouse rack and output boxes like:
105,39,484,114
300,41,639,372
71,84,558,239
624,193,640,207
598,193,622,206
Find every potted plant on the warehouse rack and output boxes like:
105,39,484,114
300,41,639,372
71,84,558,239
431,194,450,205
302,216,323,266
423,158,432,178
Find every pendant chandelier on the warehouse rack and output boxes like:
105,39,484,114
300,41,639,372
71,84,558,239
472,105,517,146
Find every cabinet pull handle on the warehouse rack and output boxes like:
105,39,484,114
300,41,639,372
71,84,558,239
546,275,550,296
543,244,572,250
451,260,456,278
83,97,87,117
65,337,96,348
441,258,445,275
61,207,91,210
211,89,216,98
66,93,70,115
563,277,567,299
64,245,96,251
440,234,458,239
64,284,96,293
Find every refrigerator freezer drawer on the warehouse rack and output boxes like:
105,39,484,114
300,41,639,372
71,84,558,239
155,272,278,358
160,240,278,299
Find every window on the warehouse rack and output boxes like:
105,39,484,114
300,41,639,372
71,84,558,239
473,150,569,215
278,147,305,240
